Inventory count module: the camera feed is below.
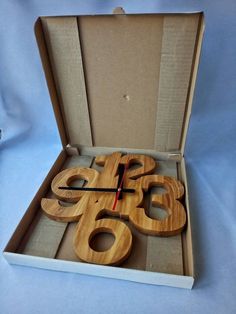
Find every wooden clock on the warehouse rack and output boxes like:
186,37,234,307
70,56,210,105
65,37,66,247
41,152,186,266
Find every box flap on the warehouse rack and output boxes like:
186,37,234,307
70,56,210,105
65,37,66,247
35,12,204,154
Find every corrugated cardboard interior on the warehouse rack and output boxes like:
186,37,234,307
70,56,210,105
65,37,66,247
36,13,203,152
4,149,193,280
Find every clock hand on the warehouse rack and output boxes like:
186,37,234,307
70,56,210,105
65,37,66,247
117,164,125,200
58,186,135,193
112,162,129,210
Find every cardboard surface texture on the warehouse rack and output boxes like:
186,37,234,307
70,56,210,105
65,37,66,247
37,12,203,152
4,10,204,289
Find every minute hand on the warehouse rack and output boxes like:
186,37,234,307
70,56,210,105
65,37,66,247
58,187,135,193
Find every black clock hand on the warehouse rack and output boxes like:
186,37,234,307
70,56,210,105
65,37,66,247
117,164,125,200
58,186,135,193
112,162,129,210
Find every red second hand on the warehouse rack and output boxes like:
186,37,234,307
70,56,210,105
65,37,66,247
112,163,128,211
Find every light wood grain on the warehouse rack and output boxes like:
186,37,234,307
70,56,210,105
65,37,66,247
19,155,93,258
145,161,184,275
42,152,186,265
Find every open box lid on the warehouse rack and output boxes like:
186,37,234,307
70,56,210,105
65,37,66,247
35,8,204,156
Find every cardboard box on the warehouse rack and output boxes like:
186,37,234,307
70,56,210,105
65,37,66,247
3,8,204,289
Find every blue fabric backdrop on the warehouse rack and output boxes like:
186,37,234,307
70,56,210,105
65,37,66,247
1,1,236,313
